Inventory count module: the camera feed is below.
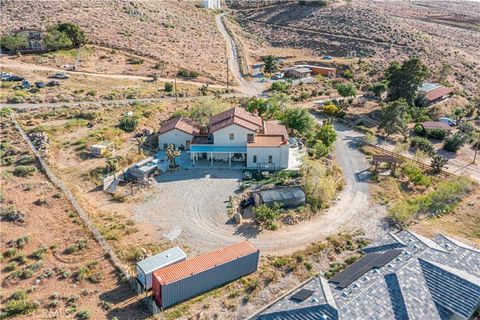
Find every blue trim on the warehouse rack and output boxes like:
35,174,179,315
190,145,247,153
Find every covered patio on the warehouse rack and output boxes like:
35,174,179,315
189,145,247,168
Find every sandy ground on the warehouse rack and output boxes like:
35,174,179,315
132,120,388,256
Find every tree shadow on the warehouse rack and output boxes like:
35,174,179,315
233,221,261,239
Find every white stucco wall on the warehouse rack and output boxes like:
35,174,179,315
158,129,193,150
213,124,254,146
247,145,289,169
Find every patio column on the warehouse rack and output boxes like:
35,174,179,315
228,153,231,167
210,153,213,167
192,152,195,166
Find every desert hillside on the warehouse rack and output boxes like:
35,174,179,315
234,0,480,96
0,0,228,81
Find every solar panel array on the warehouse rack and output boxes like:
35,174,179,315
290,289,315,302
329,250,402,288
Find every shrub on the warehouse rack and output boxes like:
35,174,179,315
177,69,198,79
7,96,25,104
31,246,48,260
310,141,329,158
6,261,18,271
65,239,87,254
2,298,37,317
443,133,467,152
88,272,104,283
118,116,138,132
301,159,338,210
410,137,435,156
11,290,27,301
21,268,34,279
459,122,475,135
77,310,91,319
425,128,447,140
127,57,144,64
402,164,431,186
323,103,339,116
254,203,282,230
271,81,290,92
164,82,173,92
5,248,17,258
13,165,36,177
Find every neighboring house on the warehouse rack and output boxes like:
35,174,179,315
253,231,480,320
157,116,201,150
202,0,220,9
418,82,453,105
11,29,46,53
285,67,312,79
158,107,291,170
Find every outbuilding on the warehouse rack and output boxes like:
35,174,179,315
152,241,259,308
89,141,114,158
126,157,160,181
136,247,187,290
253,186,306,208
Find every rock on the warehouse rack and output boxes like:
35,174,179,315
233,212,243,224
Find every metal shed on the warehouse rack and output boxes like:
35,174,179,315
136,247,186,290
253,187,306,208
152,241,259,308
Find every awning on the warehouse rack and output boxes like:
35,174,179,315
189,145,247,153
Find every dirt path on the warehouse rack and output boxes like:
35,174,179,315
133,120,387,256
0,58,231,88
215,13,265,96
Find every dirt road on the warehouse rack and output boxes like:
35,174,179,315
216,14,265,96
133,121,387,256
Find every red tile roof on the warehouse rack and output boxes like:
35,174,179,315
158,116,200,136
424,86,453,102
210,107,263,133
263,120,289,139
153,241,258,286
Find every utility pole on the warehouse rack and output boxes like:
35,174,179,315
226,57,229,91
174,75,177,102
474,131,480,164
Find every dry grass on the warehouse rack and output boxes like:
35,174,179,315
1,0,228,82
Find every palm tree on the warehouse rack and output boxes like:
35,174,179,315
165,144,180,168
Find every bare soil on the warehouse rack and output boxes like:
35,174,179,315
0,120,149,320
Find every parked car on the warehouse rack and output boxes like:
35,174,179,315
51,73,70,79
0,72,13,80
3,75,24,82
21,80,31,89
322,55,333,60
35,81,46,88
240,197,254,209
47,80,61,87
439,117,456,126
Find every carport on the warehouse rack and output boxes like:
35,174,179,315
189,145,247,168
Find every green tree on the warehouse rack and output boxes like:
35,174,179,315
43,29,73,50
317,124,337,148
378,99,409,137
386,57,428,105
261,55,278,76
165,144,181,168
431,155,448,174
246,98,268,116
136,137,147,155
189,97,229,126
0,34,27,52
311,141,329,158
56,22,88,47
370,81,388,98
281,108,315,135
443,133,467,153
199,84,209,96
336,82,357,98
105,157,118,173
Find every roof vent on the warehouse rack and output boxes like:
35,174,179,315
321,316,329,320
373,269,381,274
353,283,360,288
396,257,402,262
342,292,349,297
387,264,393,268
362,276,370,281
312,297,319,303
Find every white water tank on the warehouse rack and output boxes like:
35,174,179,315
202,0,220,9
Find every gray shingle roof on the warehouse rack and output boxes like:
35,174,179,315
254,231,480,320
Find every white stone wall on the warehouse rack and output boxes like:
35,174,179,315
213,124,254,146
158,129,193,150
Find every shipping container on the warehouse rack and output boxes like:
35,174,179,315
136,247,187,290
152,241,259,308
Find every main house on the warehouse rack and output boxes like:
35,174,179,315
158,107,290,170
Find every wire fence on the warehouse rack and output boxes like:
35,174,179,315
10,114,143,299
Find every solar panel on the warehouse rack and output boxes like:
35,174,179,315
290,289,315,302
329,250,403,289
329,253,381,284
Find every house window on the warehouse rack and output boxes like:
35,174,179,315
268,155,273,163
229,133,234,140
253,155,257,163
247,134,254,143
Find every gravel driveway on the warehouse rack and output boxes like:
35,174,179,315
133,120,388,256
